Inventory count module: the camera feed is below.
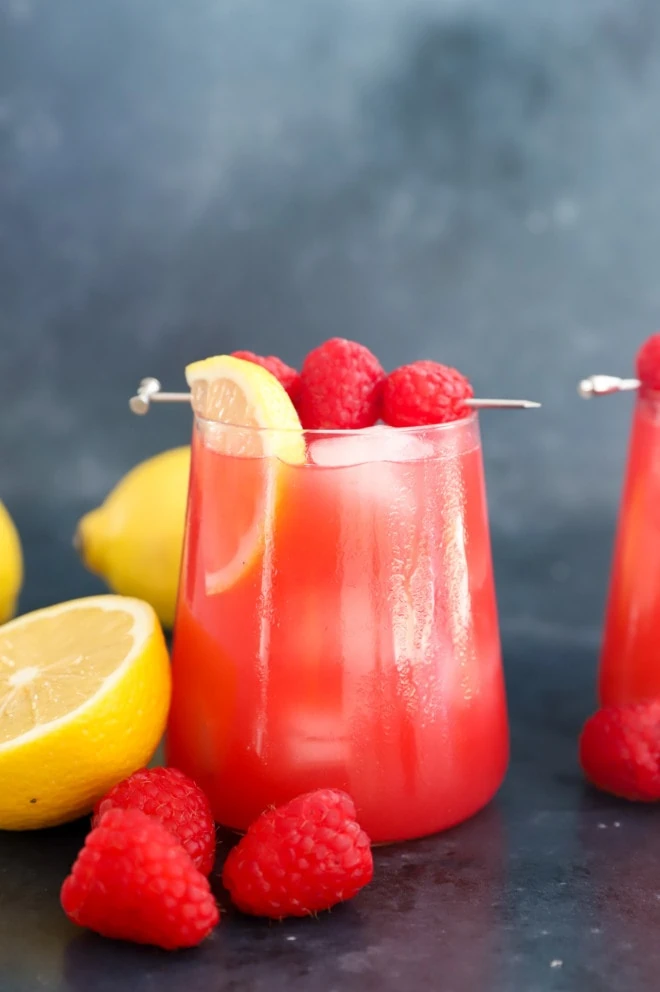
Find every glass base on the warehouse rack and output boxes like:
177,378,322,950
212,772,507,847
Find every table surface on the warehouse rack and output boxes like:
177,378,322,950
1,621,657,992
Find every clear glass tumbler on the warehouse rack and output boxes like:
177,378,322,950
167,412,509,843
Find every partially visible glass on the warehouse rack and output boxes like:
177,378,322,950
599,388,660,705
167,414,509,844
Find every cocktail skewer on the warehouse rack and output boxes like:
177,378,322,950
129,377,541,415
578,375,641,399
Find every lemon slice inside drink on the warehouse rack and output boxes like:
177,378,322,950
185,355,305,594
0,595,170,830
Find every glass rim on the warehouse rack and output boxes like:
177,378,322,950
192,410,479,437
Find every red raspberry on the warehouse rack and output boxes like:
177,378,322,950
92,767,216,875
297,338,385,429
382,361,474,427
231,350,301,404
579,700,660,801
222,788,373,918
635,334,660,391
61,808,219,949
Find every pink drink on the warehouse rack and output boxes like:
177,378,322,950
168,415,509,843
600,389,660,705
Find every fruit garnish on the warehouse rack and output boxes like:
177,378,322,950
185,355,304,594
579,700,660,801
186,354,304,456
61,807,218,949
635,333,660,391
382,361,474,427
297,338,385,430
0,595,170,830
93,766,216,875
222,788,373,918
0,500,22,625
75,447,190,629
231,350,301,405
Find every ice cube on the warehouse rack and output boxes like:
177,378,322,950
309,429,434,468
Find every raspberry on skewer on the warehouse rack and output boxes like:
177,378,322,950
382,361,474,427
297,338,386,430
231,350,301,405
127,344,540,420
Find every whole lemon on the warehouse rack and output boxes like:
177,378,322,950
0,500,23,624
75,447,191,628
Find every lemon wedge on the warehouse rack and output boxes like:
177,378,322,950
0,595,171,830
185,355,304,594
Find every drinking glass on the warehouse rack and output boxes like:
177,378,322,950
167,412,509,843
599,387,660,705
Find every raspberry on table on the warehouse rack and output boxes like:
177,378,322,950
231,350,301,404
382,361,474,427
222,788,373,918
579,700,660,801
61,808,219,950
635,334,660,392
93,767,216,875
297,338,385,430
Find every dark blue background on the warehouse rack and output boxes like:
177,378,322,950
1,0,652,639
1,3,659,989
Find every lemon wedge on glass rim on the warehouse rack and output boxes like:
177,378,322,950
185,355,305,594
0,595,170,830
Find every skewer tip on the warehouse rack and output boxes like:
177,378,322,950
466,398,542,410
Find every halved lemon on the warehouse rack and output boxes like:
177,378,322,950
0,595,171,830
185,355,305,594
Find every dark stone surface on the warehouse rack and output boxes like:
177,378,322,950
2,619,658,992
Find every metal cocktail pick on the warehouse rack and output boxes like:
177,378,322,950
129,378,191,414
578,375,641,399
129,377,541,415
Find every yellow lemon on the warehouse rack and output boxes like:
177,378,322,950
75,447,191,628
185,355,304,593
0,501,23,624
0,595,171,830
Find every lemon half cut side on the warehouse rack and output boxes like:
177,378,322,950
0,595,171,830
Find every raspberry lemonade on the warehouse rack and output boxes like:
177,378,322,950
582,335,660,706
165,352,509,844
599,385,660,705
